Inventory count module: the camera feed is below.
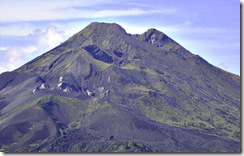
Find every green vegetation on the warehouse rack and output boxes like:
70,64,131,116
93,59,111,70
121,63,139,70
86,101,118,115
125,84,154,93
143,68,157,76
136,93,240,141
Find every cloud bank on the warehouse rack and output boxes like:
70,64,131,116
0,26,64,73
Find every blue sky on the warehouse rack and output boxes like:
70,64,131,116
0,0,240,75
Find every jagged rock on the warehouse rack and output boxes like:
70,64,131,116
32,83,50,94
86,89,95,96
57,82,73,92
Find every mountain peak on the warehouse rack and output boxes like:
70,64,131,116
146,28,164,34
140,28,169,44
1,22,240,152
81,22,127,36
90,22,125,30
137,27,193,57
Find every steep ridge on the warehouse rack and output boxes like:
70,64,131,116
0,22,240,152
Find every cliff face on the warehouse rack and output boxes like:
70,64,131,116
0,22,240,152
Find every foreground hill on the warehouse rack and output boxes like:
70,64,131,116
0,22,240,152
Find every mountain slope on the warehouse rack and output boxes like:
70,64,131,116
0,22,240,152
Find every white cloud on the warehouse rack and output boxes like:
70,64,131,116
0,24,35,36
6,46,37,63
88,8,164,18
0,8,165,22
33,26,64,50
0,47,8,51
0,0,175,22
0,46,37,73
0,25,64,74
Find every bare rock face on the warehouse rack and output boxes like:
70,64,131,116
0,22,240,152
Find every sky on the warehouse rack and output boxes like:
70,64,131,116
0,0,240,75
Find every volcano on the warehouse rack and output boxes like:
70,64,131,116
0,22,240,152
